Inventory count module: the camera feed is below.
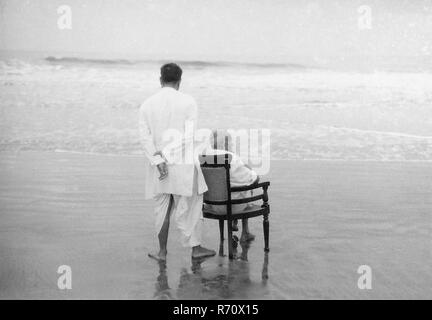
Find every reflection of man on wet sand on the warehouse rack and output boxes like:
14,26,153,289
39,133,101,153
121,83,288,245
152,240,269,299
153,261,172,300
139,63,215,261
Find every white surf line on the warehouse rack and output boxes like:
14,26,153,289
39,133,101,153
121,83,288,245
326,126,432,140
271,126,432,141
272,158,432,162
53,150,432,162
54,149,144,158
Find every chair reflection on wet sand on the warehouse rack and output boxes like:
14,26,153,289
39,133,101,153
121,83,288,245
176,241,269,299
153,243,270,300
199,152,270,259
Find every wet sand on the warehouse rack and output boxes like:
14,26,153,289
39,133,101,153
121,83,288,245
0,151,431,299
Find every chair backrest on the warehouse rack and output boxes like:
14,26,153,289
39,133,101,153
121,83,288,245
199,153,232,203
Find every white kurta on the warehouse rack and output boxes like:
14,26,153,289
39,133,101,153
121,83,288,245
139,87,208,247
139,87,208,199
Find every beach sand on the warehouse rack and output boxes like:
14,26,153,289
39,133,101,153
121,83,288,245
0,151,431,299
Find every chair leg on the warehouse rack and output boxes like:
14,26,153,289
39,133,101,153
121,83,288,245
218,219,224,256
219,219,224,240
227,218,234,259
263,213,270,252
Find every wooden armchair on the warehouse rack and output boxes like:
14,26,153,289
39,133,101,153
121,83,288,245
199,153,270,259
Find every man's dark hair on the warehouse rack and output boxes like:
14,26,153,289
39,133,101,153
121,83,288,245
160,63,182,83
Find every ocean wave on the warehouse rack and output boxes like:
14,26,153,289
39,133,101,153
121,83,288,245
45,56,135,65
44,56,311,70
50,149,432,162
324,126,432,140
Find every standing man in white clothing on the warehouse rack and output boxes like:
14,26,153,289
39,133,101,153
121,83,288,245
139,63,216,261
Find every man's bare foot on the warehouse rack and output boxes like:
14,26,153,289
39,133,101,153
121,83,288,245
192,246,216,259
148,250,167,262
240,232,255,243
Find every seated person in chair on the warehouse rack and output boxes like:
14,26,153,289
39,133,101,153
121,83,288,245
203,130,259,242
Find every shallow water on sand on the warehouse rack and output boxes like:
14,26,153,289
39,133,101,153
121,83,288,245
0,152,431,299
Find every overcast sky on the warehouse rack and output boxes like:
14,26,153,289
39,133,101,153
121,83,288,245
1,0,432,64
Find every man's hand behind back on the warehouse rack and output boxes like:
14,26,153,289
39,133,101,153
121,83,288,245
154,151,168,180
157,162,168,180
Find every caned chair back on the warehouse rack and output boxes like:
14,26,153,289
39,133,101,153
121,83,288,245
199,153,232,203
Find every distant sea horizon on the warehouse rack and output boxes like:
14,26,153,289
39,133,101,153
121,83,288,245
1,49,432,73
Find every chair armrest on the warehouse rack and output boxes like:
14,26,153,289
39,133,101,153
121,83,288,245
230,180,270,192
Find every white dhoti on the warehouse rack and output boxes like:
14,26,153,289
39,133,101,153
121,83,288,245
154,193,203,247
153,168,204,248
